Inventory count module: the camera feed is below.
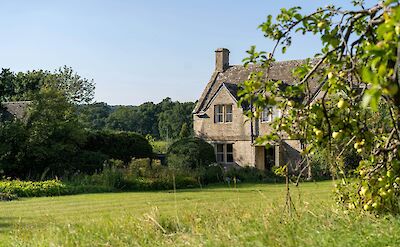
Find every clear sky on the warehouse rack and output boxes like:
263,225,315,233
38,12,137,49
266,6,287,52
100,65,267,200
0,0,377,105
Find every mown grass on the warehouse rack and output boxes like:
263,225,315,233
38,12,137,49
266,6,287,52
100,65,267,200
1,181,400,246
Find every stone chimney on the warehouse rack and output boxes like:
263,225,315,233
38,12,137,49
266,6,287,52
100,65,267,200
215,48,230,72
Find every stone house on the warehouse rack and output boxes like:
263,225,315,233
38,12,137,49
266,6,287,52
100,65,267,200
193,48,321,170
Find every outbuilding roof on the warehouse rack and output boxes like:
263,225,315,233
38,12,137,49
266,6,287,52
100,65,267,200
0,101,31,120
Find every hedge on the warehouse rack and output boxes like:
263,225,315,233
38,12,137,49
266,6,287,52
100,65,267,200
83,130,153,163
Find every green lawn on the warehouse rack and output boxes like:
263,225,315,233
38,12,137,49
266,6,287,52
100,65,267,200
1,181,400,246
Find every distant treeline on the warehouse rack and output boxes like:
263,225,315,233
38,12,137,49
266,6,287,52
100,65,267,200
78,98,196,140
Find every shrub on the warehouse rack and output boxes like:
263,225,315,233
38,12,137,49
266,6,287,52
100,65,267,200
167,137,215,169
128,158,153,177
0,179,68,197
202,164,224,184
0,192,18,201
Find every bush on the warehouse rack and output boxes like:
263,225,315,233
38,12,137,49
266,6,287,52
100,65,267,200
0,179,68,197
67,159,200,192
202,164,224,184
0,192,18,201
167,137,215,169
83,130,153,163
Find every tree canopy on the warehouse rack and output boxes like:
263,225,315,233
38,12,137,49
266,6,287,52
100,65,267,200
0,66,95,104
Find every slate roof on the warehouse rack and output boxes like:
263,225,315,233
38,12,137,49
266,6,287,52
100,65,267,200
193,59,322,114
0,101,31,120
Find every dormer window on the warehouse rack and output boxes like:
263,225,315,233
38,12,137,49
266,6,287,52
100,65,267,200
261,106,281,123
214,104,233,123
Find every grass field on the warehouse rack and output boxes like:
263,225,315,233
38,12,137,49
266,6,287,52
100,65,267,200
1,181,400,246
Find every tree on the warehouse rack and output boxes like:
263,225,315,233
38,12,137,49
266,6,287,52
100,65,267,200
106,106,138,132
0,67,95,104
78,102,112,130
179,123,191,139
239,1,399,213
25,87,86,178
158,101,195,140
0,69,17,101
53,66,95,104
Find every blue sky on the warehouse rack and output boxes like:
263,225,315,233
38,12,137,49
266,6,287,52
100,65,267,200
0,0,377,105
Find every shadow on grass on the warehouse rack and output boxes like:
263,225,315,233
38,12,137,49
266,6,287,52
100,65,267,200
0,217,17,233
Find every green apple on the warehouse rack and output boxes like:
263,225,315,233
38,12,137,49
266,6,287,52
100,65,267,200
332,131,341,139
360,186,368,196
337,99,347,109
315,129,323,139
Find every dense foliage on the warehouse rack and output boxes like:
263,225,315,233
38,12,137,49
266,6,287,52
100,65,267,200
83,131,153,163
167,137,216,170
239,0,400,214
0,66,95,104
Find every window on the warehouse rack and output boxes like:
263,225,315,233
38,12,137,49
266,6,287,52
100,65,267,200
214,105,224,123
215,143,234,163
216,144,224,162
261,106,281,123
225,105,233,122
226,144,233,163
214,104,233,123
261,107,273,122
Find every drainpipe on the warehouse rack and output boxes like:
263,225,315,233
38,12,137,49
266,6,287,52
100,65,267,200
250,101,254,144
